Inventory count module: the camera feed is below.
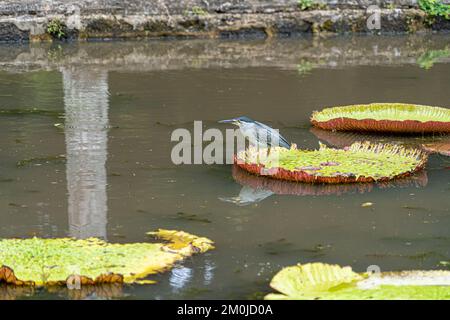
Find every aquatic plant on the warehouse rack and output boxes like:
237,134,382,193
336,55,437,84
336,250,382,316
265,262,450,300
235,142,427,184
0,229,214,286
311,103,450,133
417,49,450,69
297,60,315,76
46,19,66,39
419,0,450,19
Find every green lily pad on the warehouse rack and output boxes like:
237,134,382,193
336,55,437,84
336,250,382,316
0,229,214,286
236,142,427,183
265,263,450,300
311,103,450,133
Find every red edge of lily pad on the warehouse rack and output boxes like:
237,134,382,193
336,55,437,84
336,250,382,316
311,118,450,133
233,155,426,184
231,165,428,196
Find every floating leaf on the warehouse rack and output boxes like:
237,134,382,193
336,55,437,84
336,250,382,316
311,103,450,133
361,202,374,207
0,229,214,286
235,142,427,184
265,263,450,300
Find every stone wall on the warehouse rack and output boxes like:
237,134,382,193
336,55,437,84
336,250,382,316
0,0,448,41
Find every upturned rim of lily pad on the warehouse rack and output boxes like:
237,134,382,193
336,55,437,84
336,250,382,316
311,103,450,133
234,142,427,184
231,165,428,196
0,229,214,287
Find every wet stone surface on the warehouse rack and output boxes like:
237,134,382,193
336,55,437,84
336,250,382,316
0,0,447,41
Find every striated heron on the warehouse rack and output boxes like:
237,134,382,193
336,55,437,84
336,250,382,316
219,116,291,149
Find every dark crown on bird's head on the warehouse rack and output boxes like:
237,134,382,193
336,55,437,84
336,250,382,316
234,116,254,123
219,116,254,125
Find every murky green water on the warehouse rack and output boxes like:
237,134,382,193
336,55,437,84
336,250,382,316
0,34,449,300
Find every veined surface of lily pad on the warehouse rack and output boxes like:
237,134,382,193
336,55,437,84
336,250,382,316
235,142,427,184
311,103,450,133
265,263,450,300
0,229,214,286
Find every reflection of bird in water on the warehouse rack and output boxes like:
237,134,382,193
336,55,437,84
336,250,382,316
219,185,274,206
219,165,428,206
219,116,291,149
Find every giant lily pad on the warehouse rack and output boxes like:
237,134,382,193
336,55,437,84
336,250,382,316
265,263,450,300
235,142,427,184
311,103,450,133
0,229,214,286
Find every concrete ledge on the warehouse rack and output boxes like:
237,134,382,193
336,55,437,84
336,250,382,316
0,0,447,42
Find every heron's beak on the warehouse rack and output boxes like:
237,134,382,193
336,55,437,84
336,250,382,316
219,119,239,125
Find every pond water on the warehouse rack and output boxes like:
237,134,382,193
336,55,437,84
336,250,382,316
0,34,449,300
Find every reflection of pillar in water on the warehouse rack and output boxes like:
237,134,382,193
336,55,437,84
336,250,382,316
62,67,109,239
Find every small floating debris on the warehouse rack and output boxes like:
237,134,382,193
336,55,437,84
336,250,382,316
361,202,374,207
311,103,450,133
0,229,214,286
235,142,427,184
265,262,450,300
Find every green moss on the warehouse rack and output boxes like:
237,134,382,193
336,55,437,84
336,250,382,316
298,0,327,11
265,263,450,300
0,230,214,286
184,6,208,16
312,103,450,122
385,3,396,9
238,142,426,181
